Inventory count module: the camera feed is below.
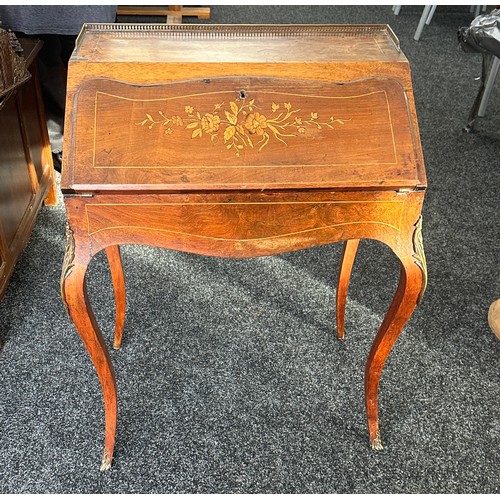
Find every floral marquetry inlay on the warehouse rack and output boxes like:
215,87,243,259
137,98,349,156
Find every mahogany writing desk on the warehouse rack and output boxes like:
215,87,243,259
60,24,427,470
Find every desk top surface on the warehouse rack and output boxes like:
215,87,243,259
73,23,406,64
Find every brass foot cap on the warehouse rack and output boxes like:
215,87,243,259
100,452,112,471
370,432,384,451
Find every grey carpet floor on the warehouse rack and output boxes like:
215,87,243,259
0,5,499,494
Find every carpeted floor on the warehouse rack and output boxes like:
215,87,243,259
0,5,498,494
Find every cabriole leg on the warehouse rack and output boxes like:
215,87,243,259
61,226,117,471
336,239,360,340
105,245,126,350
364,215,427,450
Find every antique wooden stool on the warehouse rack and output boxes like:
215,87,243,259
60,24,427,470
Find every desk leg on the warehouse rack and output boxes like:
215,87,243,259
336,239,360,340
105,245,126,350
365,251,425,450
61,227,117,471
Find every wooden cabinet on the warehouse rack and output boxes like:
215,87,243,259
0,39,57,301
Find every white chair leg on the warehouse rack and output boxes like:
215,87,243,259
393,5,401,15
478,56,500,117
414,5,434,41
426,5,437,24
472,5,487,16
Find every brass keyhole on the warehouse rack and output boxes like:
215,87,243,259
239,89,248,100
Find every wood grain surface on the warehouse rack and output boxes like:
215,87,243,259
64,76,423,192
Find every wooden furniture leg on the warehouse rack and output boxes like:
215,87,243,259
116,5,211,22
167,5,182,24
336,239,360,340
105,245,126,350
61,227,117,471
43,171,58,206
365,216,427,450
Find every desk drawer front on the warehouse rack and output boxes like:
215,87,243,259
66,191,414,258
65,76,421,191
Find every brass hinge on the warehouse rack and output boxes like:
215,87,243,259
63,193,94,198
397,185,426,194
